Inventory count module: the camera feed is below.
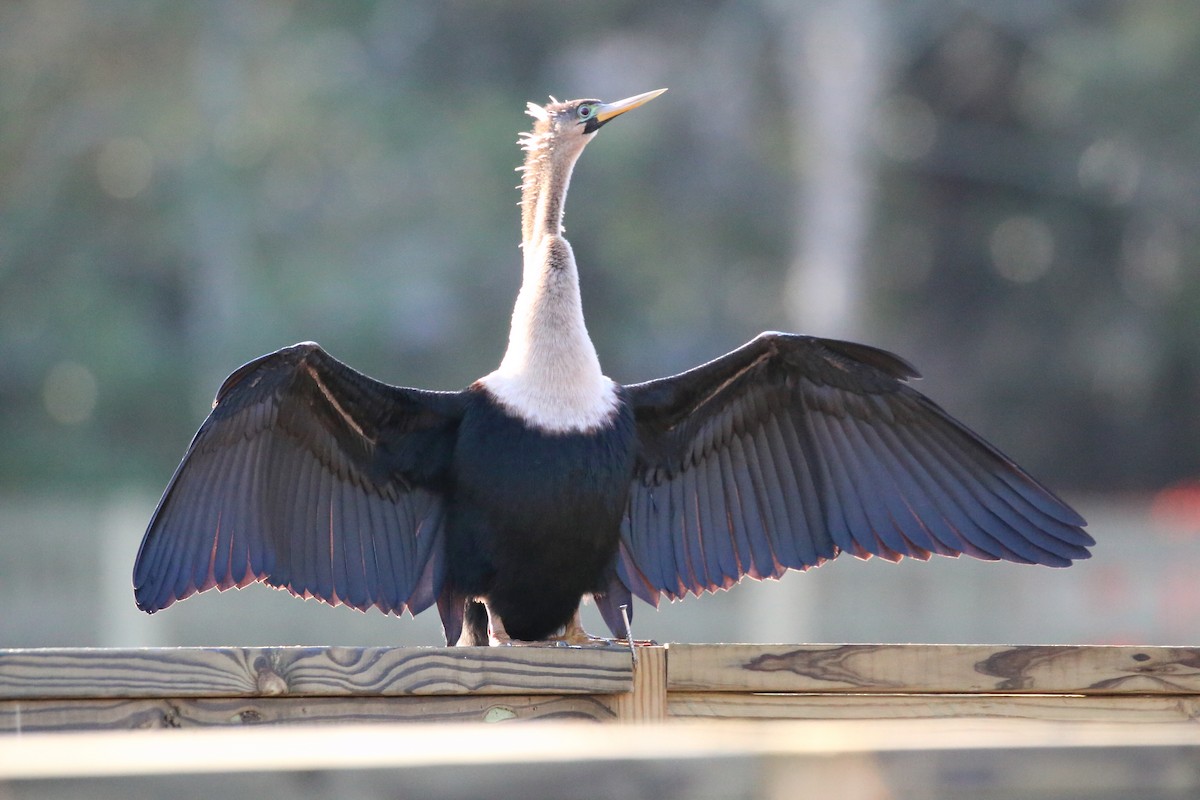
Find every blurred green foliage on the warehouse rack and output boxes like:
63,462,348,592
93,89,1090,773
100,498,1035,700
1,0,1198,495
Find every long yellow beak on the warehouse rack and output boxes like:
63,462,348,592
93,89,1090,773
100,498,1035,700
594,88,668,124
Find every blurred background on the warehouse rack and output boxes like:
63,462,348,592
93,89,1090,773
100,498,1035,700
2,0,1200,649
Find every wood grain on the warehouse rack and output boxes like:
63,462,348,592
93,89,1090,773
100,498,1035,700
0,646,632,700
0,694,616,732
609,645,667,722
667,644,1200,694
7,644,1200,732
668,692,1200,723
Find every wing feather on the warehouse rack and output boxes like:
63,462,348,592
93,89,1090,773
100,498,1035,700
627,482,660,595
730,436,775,579
368,490,399,612
729,431,777,582
917,421,1080,564
854,417,956,557
807,409,870,558
758,416,804,568
334,480,360,608
664,462,693,594
832,413,931,559
678,453,706,593
693,451,720,591
621,332,1092,601
876,418,996,559
716,446,744,577
901,420,1035,562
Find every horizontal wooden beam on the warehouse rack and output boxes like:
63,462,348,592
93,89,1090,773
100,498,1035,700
668,691,1200,723
6,644,1200,732
2,719,1199,780
1,693,619,732
0,645,633,700
667,644,1200,694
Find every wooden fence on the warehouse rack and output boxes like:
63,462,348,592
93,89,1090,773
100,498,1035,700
3,643,1200,731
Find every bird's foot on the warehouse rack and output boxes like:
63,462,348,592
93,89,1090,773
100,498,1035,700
546,632,623,648
537,610,631,648
488,633,624,648
549,610,605,646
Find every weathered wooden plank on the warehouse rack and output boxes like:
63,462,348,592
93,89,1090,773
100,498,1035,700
3,725,1199,799
668,691,1200,723
0,646,632,700
2,719,1200,782
9,644,1200,733
0,694,617,732
667,644,1200,694
37,690,1184,733
609,645,667,722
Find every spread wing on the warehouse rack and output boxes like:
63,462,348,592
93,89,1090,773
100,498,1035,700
133,342,467,617
617,332,1092,606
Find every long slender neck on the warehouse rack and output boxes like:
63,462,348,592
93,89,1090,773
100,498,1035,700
519,127,578,249
481,119,617,433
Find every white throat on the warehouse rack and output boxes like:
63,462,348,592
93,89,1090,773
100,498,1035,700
479,236,618,434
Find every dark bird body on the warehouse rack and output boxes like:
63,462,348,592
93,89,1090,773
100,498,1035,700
134,90,1093,645
446,386,636,642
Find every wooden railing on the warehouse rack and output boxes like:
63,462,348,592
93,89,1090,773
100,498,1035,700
3,643,1200,731
665,643,1200,724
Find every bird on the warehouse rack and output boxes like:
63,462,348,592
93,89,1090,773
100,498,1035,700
133,88,1093,646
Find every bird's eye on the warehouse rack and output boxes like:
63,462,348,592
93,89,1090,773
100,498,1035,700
578,105,593,119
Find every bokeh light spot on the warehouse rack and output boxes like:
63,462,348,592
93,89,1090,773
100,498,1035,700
95,136,154,199
989,216,1054,284
43,361,98,426
1078,138,1141,204
872,94,937,162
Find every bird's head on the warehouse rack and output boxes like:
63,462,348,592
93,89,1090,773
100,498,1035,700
521,88,667,154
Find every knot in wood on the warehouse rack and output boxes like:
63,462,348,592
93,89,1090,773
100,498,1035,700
234,709,264,724
255,667,289,695
483,706,517,723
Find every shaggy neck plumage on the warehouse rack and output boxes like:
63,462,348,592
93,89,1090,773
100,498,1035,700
518,107,581,248
480,104,617,433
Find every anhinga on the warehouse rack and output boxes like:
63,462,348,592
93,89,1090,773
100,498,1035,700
133,89,1092,645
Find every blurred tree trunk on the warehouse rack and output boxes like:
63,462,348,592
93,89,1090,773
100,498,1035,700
761,0,890,642
184,7,252,401
772,0,889,341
